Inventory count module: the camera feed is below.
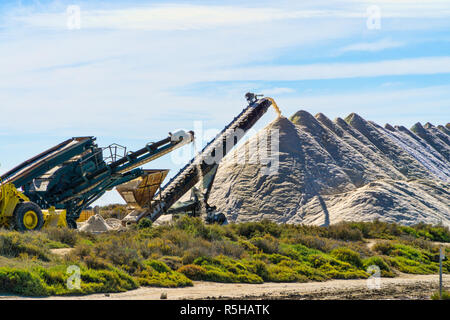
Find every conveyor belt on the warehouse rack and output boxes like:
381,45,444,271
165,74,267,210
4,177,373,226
1,137,95,187
122,97,273,223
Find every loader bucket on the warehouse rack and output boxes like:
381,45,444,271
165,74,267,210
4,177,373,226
42,207,68,228
116,169,169,210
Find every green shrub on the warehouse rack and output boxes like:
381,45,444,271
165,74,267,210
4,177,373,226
238,239,259,253
0,267,49,296
181,242,213,265
289,234,334,252
250,234,279,254
135,269,192,287
69,243,92,259
144,237,179,256
282,244,322,264
173,216,223,241
144,260,171,273
233,222,265,238
80,266,139,293
0,264,139,297
328,223,363,241
431,290,450,300
373,241,395,255
277,259,328,281
202,268,236,282
211,240,245,258
0,231,50,261
252,253,291,265
137,218,153,229
82,256,111,270
389,244,429,262
160,256,183,271
93,239,141,267
42,227,78,247
388,256,437,274
331,247,363,268
308,254,368,279
177,264,207,280
362,256,394,277
192,255,263,284
266,265,307,282
247,260,269,281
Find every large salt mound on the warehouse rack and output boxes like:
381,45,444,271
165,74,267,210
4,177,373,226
208,112,450,226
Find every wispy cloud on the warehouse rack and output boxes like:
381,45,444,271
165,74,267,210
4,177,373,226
277,84,450,126
262,87,296,95
338,38,405,53
8,1,450,32
207,56,450,81
1,1,449,142
11,5,328,31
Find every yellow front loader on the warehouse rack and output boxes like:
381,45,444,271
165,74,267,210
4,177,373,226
0,182,67,231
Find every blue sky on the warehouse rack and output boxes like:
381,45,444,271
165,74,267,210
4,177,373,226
0,0,449,205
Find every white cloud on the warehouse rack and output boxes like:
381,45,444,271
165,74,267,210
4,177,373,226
0,1,449,138
11,5,335,31
205,56,450,81
338,39,405,53
276,84,450,127
7,1,450,33
262,87,296,95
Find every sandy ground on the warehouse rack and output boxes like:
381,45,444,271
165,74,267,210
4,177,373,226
1,274,448,300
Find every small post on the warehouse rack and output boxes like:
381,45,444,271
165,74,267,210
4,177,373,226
439,246,443,300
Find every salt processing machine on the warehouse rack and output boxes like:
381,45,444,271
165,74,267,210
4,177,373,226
0,130,194,230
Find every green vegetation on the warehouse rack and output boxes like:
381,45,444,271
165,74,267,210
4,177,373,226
0,218,449,297
431,290,450,300
94,204,128,220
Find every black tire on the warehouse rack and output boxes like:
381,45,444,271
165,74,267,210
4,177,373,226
13,202,44,231
67,218,77,229
216,213,227,225
205,212,227,225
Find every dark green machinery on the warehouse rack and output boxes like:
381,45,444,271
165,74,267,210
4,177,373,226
1,131,194,228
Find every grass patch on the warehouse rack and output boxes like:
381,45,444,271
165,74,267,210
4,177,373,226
1,217,448,296
0,265,138,296
192,256,263,283
431,290,450,300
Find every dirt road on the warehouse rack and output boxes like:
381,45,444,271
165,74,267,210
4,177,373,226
2,274,448,300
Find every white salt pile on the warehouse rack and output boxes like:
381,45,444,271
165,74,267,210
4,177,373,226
208,113,450,227
105,218,126,231
79,214,113,233
153,214,173,226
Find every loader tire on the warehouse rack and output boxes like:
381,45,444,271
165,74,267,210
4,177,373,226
14,202,44,231
67,218,77,229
